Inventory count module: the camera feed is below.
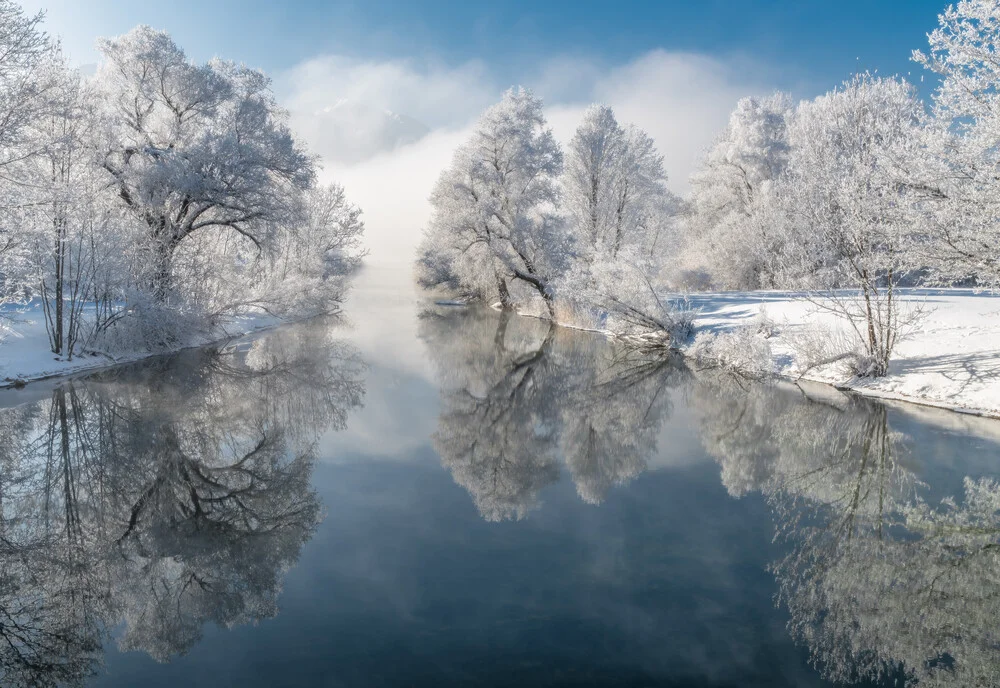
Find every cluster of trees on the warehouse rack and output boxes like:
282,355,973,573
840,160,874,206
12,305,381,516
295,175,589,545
419,0,1000,378
0,3,364,361
0,320,365,686
681,0,1000,374
416,89,683,336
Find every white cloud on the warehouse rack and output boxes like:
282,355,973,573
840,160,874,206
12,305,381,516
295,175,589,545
317,125,474,266
278,50,782,267
277,54,496,130
590,50,775,190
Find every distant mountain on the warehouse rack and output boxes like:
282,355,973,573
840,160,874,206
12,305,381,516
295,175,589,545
293,99,430,164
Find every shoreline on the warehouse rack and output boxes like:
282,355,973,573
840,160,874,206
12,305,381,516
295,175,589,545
6,288,998,425
514,289,1000,421
0,313,324,398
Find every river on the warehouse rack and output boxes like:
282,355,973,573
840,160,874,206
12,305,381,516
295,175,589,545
0,264,998,687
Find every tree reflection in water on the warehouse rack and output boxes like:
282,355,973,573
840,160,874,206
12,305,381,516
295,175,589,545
7,306,994,686
420,306,682,519
0,321,365,686
424,306,1000,686
698,374,1000,687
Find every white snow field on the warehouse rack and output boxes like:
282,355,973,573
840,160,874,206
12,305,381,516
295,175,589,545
685,288,1000,418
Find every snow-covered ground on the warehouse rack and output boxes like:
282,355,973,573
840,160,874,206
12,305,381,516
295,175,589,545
0,302,278,387
685,288,1000,418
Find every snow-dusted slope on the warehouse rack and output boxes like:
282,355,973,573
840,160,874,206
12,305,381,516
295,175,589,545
686,289,1000,417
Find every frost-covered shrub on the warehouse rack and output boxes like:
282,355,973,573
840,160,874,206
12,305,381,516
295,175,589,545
670,267,715,292
689,323,775,379
86,298,209,358
790,323,885,380
559,250,695,344
752,306,777,339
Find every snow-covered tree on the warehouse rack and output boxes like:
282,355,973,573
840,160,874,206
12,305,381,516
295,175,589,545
912,0,1000,287
687,93,793,289
0,0,59,315
558,105,681,337
564,105,623,251
607,125,670,257
257,183,366,314
94,26,316,303
416,88,566,313
779,75,924,377
16,57,129,359
170,182,365,321
564,105,669,259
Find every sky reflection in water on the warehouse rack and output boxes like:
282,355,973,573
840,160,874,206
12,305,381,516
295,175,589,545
0,291,998,687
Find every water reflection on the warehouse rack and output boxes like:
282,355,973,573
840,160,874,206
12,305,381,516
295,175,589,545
423,306,1000,686
0,321,365,686
0,304,998,686
420,308,682,519
697,374,1000,687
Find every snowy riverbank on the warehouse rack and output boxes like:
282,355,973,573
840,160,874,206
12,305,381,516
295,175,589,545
680,289,1000,419
0,302,281,388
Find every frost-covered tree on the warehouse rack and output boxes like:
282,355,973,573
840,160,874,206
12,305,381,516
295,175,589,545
565,105,623,251
17,57,131,359
0,16,366,365
559,106,682,337
687,93,793,290
564,105,669,259
912,0,1000,287
94,26,316,303
257,183,366,314
30,64,93,356
607,125,670,258
416,88,565,313
171,182,365,320
0,0,59,315
779,75,924,377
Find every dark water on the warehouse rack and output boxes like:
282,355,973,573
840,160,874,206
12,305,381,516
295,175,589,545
1,270,999,687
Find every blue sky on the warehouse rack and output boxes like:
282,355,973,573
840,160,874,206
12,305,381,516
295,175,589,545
26,0,946,92
19,0,954,263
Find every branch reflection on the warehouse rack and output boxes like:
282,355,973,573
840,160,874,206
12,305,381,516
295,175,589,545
699,374,1000,687
0,320,365,686
421,307,681,519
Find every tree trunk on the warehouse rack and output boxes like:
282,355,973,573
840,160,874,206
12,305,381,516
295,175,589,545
497,277,513,309
54,216,64,355
152,236,175,303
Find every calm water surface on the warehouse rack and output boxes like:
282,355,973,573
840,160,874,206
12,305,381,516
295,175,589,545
1,266,999,687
